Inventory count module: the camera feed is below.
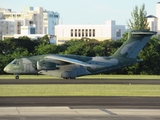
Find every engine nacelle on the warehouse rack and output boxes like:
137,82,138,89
37,59,59,70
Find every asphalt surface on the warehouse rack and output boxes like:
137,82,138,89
0,79,160,84
0,96,160,109
0,79,160,109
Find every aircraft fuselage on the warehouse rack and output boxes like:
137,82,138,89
4,54,138,78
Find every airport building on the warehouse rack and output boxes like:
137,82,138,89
55,20,126,45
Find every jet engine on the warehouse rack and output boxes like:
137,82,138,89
37,59,59,70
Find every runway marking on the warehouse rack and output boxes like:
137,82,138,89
16,107,23,119
100,109,117,115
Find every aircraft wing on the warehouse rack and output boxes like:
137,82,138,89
44,55,94,67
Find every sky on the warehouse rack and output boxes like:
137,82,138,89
0,0,159,26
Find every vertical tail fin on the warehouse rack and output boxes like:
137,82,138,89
112,30,157,58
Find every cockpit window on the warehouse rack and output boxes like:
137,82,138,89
11,60,19,65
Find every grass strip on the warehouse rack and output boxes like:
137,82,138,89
1,75,160,79
0,84,160,97
0,75,56,79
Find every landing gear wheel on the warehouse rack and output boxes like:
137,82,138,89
15,76,19,79
70,77,76,79
63,77,76,79
63,77,69,79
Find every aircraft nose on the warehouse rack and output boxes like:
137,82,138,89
3,66,8,73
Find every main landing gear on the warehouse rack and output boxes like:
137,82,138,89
63,77,76,79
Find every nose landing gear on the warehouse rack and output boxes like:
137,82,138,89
15,74,19,79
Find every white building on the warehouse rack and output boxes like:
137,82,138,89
0,19,15,39
21,25,36,35
55,20,126,45
146,15,158,32
0,6,60,40
156,2,160,38
146,2,160,38
43,10,60,35
2,6,44,34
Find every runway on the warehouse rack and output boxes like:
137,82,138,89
0,79,160,84
0,78,160,120
0,96,160,109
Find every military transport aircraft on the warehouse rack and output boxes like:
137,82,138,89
4,30,156,79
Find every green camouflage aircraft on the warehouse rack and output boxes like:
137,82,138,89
4,30,156,79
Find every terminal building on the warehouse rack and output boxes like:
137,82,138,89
55,20,126,45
